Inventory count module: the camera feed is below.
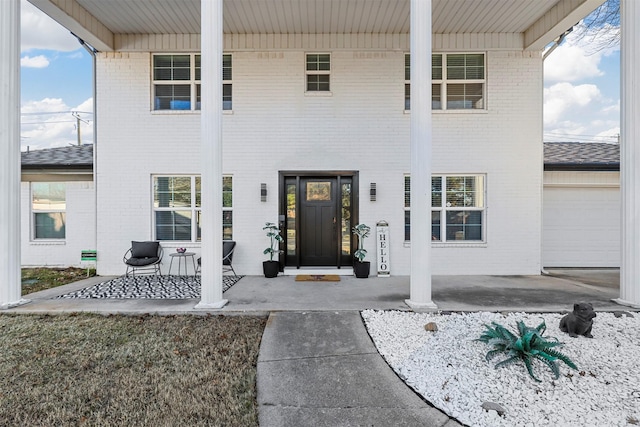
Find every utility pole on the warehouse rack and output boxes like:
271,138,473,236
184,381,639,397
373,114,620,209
72,112,89,145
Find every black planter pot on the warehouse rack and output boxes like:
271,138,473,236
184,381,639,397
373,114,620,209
263,260,280,278
353,261,370,278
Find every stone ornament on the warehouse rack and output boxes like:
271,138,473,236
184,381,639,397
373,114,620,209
559,302,597,338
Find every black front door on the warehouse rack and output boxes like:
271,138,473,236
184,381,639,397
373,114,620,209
299,178,338,266
281,173,357,268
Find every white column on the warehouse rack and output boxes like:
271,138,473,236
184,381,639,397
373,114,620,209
195,0,227,309
405,0,437,311
0,0,28,309
615,0,640,308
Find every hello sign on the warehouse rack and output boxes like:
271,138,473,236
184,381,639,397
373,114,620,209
376,220,390,277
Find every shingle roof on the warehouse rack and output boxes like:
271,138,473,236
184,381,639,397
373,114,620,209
544,142,619,171
21,144,93,169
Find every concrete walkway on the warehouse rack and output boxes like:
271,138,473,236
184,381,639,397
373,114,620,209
257,311,460,427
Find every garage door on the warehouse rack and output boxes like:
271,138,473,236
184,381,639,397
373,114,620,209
543,186,620,267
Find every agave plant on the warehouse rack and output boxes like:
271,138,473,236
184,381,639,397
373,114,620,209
477,319,577,382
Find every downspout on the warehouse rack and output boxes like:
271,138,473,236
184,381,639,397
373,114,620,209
541,27,572,276
74,34,99,272
543,27,573,61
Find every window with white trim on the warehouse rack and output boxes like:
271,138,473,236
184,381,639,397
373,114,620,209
222,176,233,240
32,182,66,239
153,175,232,242
404,54,410,110
306,53,330,92
222,54,232,110
404,175,485,242
404,53,485,110
153,53,232,111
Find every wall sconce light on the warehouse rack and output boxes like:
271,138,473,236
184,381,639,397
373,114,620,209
261,183,267,202
370,183,377,201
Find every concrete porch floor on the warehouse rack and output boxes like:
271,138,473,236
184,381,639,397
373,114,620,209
7,268,630,315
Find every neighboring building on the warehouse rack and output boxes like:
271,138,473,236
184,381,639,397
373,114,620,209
20,145,95,268
22,0,606,280
543,142,620,268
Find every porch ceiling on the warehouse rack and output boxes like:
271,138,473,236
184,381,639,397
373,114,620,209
29,0,604,51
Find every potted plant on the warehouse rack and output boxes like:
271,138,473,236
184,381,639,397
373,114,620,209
263,222,284,278
352,223,371,278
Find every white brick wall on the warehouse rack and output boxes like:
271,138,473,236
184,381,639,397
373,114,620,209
21,181,96,268
95,48,543,276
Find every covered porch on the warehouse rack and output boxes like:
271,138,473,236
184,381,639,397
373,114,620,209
2,0,639,310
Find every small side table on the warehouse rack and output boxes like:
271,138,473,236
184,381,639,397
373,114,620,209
168,252,197,276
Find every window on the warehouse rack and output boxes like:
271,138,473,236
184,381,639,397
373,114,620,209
153,53,232,111
404,54,410,110
222,176,233,240
153,175,232,242
222,54,232,110
306,53,330,92
405,175,485,242
32,183,66,239
405,53,485,110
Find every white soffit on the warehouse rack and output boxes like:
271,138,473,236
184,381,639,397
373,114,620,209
28,0,604,51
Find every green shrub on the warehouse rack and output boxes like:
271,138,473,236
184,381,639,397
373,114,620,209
477,319,577,382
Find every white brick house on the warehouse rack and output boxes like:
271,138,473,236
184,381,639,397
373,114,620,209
95,48,543,277
4,0,640,309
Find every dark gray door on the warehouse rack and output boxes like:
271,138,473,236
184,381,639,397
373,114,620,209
299,178,338,266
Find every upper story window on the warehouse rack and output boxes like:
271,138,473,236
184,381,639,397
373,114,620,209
306,53,330,92
32,183,66,239
405,175,485,242
153,175,232,242
153,53,232,111
222,54,232,110
405,53,485,111
404,54,411,110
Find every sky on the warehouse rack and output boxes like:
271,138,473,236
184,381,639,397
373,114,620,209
20,0,94,151
19,0,621,151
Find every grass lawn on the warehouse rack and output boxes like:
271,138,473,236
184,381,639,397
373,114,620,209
21,267,97,295
0,313,266,426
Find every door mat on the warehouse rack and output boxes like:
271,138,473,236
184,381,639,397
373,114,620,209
295,275,341,282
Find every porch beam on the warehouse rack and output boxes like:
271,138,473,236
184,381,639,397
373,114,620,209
195,0,227,309
406,0,437,311
28,0,114,52
523,0,604,51
615,0,640,308
0,0,28,309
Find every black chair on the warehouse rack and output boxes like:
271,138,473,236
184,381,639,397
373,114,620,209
196,241,237,277
123,241,163,276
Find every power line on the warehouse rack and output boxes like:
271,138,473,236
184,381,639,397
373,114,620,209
20,111,93,116
22,120,93,125
543,133,619,143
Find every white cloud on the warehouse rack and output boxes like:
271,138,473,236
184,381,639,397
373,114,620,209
21,54,50,68
595,127,620,142
543,82,601,126
543,81,620,143
544,44,603,83
21,98,94,150
544,22,619,84
21,0,81,52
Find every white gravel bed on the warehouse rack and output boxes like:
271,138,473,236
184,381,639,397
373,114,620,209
362,310,640,427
